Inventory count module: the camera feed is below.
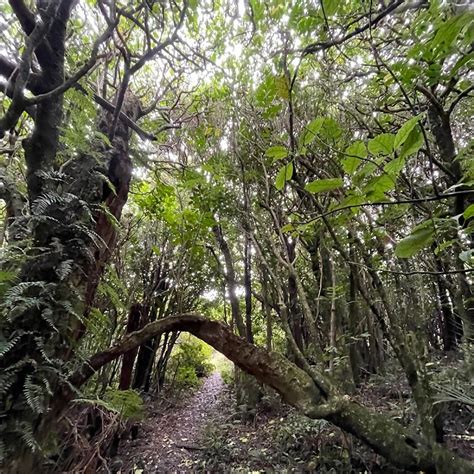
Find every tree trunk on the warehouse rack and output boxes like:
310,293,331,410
119,304,145,390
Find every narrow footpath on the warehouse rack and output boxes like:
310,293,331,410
118,372,225,472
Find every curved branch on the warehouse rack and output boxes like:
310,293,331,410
448,85,474,115
64,313,472,473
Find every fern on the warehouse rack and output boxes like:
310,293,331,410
39,308,59,333
95,171,117,196
0,334,21,358
56,300,83,322
35,169,69,183
3,281,47,304
32,192,67,215
0,371,19,396
72,397,119,414
71,390,144,421
34,337,55,365
103,389,145,420
55,259,75,281
94,202,120,230
69,222,106,248
17,422,41,453
24,375,46,414
433,383,474,407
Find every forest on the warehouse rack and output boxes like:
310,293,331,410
0,0,473,472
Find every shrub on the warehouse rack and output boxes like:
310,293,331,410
103,389,145,420
220,364,234,385
168,335,214,387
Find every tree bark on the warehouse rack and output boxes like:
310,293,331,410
119,304,145,390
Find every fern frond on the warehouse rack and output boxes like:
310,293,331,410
55,259,75,281
0,334,21,358
39,308,59,332
36,169,69,183
24,375,46,414
3,281,46,303
433,383,474,407
17,422,41,452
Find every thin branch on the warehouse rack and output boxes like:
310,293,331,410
298,190,471,224
448,85,474,115
302,0,405,56
89,88,181,141
415,85,445,115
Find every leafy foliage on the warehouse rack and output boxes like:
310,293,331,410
168,336,214,388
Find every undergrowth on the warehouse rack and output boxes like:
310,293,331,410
167,335,214,388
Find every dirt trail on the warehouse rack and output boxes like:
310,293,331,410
118,372,225,472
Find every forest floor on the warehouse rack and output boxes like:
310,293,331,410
114,357,473,473
117,371,226,472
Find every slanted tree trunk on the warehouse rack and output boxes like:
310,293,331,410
61,313,473,474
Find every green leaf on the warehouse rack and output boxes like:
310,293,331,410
275,75,289,100
275,162,293,190
364,174,395,201
266,145,288,161
431,13,473,55
394,115,421,149
384,156,406,177
342,141,366,174
336,193,366,215
285,161,294,180
281,223,295,233
255,74,276,106
399,126,423,159
395,224,435,258
322,0,338,17
464,204,474,220
320,117,342,141
368,133,395,155
305,178,343,194
303,117,324,145
275,169,285,190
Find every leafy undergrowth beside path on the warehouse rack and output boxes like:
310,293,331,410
112,358,473,473
192,362,473,473
192,388,405,473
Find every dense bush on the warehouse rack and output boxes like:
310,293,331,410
168,336,214,387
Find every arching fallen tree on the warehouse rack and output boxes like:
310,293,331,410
60,313,472,474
